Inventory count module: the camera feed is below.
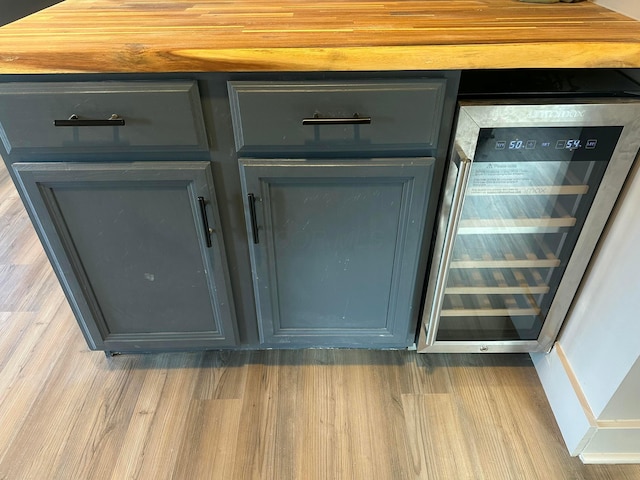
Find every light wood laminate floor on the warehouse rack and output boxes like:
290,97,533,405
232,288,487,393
1,162,639,479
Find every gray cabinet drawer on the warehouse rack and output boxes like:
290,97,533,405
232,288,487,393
228,80,446,155
0,81,208,154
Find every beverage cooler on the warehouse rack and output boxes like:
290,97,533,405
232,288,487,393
418,99,640,353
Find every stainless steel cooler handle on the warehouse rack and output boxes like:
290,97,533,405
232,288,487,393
423,142,474,346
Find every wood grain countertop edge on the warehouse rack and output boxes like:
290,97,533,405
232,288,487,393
1,42,639,75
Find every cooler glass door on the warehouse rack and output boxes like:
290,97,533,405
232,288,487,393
419,100,640,352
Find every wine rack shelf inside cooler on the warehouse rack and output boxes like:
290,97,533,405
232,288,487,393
448,234,562,269
441,292,541,317
457,190,582,235
445,268,550,295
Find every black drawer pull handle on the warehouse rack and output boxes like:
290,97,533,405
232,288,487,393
197,197,212,248
302,113,371,126
54,114,126,127
248,193,260,244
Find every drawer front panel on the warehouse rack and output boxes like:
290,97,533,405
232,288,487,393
0,81,208,154
228,80,446,155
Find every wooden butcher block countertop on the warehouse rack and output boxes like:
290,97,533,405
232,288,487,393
0,0,639,73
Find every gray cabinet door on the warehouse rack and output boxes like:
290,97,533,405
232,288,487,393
12,161,237,352
239,158,435,347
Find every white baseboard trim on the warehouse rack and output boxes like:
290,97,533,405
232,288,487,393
532,344,640,464
531,345,596,455
580,453,640,464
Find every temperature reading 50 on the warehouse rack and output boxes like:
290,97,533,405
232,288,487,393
566,139,582,149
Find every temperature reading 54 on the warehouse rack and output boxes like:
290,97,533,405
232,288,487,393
557,139,582,149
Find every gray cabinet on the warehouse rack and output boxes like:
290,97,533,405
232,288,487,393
1,74,457,352
239,158,435,347
12,161,238,352
229,78,450,348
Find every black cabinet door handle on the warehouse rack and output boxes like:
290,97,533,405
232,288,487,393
54,113,125,127
197,197,212,248
302,113,371,126
248,193,259,244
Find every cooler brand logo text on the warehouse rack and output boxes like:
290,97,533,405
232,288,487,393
526,110,585,119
